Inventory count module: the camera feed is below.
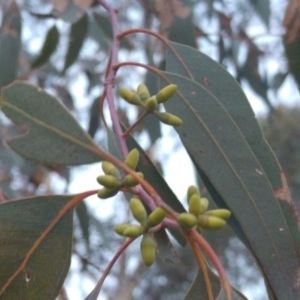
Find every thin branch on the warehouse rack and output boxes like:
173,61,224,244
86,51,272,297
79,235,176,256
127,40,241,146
98,0,128,160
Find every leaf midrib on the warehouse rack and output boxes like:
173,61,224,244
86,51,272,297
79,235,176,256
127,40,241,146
2,101,100,156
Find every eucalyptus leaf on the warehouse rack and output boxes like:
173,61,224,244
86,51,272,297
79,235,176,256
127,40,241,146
63,14,88,73
185,267,248,300
160,71,299,299
0,2,21,88
0,195,74,300
1,82,102,165
31,25,59,69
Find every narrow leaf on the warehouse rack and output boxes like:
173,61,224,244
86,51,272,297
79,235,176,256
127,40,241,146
0,1,21,89
160,72,300,299
51,0,93,23
88,96,101,138
1,81,103,165
165,42,281,190
92,13,132,49
63,14,88,73
31,25,59,69
165,42,300,261
185,267,248,300
165,39,300,255
0,195,74,299
250,0,270,27
76,201,90,252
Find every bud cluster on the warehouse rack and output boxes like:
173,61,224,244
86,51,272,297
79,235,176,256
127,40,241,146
177,185,231,232
119,84,182,127
114,197,166,267
97,148,143,199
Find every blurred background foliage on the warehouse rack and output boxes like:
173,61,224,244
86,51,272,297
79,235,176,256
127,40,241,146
0,0,299,299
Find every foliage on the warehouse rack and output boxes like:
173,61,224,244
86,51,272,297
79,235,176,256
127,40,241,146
0,0,300,300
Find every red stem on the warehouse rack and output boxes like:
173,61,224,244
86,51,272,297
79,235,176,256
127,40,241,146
98,0,128,160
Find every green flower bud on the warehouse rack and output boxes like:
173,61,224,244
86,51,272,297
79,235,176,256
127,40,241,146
146,207,166,228
177,213,197,228
204,209,231,220
140,234,156,267
197,215,226,230
129,197,147,224
187,185,200,202
154,111,183,126
97,187,118,199
119,88,142,105
123,172,144,187
96,175,120,189
137,84,150,102
114,223,131,236
199,197,209,214
145,96,158,111
188,194,202,216
125,148,139,170
123,225,144,238
156,84,177,103
101,161,120,178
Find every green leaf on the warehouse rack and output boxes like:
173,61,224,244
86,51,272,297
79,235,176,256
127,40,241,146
0,195,74,299
167,15,197,48
63,14,88,73
76,201,91,252
92,13,132,50
0,1,21,89
159,71,300,299
51,0,93,23
88,96,101,138
249,0,270,27
165,42,300,260
284,34,300,90
88,13,110,52
185,267,248,300
31,25,59,69
1,81,103,165
154,229,180,264
165,42,281,190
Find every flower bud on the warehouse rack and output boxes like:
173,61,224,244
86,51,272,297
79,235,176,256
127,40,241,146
146,207,166,228
199,197,209,214
140,234,156,267
177,213,197,228
197,215,226,230
156,84,177,103
137,84,150,102
97,187,119,199
114,223,130,236
204,209,231,220
96,175,120,189
129,198,147,224
188,194,202,216
101,161,120,178
123,225,144,238
145,96,158,111
187,185,199,202
119,88,142,105
155,112,183,126
125,148,139,170
123,172,144,187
